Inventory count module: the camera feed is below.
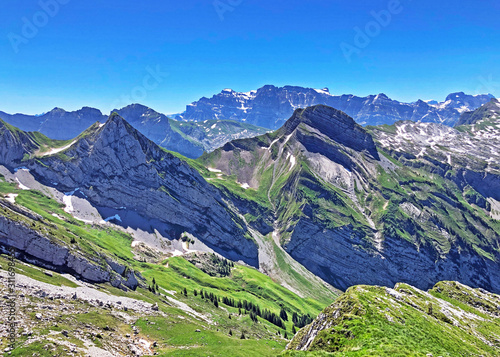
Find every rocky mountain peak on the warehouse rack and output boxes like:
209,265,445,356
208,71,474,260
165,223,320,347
113,103,151,113
284,105,379,158
47,107,67,115
77,106,104,116
96,113,155,156
374,93,390,100
446,91,467,101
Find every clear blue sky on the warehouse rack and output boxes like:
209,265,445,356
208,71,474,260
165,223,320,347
1,0,499,114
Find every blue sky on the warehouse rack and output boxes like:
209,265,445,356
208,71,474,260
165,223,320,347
1,0,499,114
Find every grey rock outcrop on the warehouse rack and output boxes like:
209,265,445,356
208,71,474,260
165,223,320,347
284,105,379,159
0,214,139,290
455,98,500,127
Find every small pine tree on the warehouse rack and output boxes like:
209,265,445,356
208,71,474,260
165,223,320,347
194,289,197,297
240,332,245,339
292,325,297,334
284,331,288,339
183,287,188,296
229,329,233,336
152,277,156,285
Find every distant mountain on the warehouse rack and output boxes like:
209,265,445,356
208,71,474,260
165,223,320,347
112,103,205,158
177,85,494,128
0,107,107,140
0,104,268,159
114,104,268,157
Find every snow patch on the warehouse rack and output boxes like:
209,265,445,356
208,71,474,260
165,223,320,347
240,183,250,189
41,140,76,157
5,193,18,203
15,178,30,190
314,88,331,96
207,167,222,173
63,195,73,213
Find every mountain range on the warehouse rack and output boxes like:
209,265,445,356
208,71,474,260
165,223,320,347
1,98,499,355
177,85,494,128
2,99,500,293
0,86,493,161
0,104,268,159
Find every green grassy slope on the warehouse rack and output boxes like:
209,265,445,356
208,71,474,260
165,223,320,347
284,281,500,356
0,175,328,355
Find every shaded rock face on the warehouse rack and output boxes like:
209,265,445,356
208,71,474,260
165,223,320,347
285,105,379,160
27,114,259,266
179,85,494,129
0,120,37,166
0,215,139,290
284,218,500,294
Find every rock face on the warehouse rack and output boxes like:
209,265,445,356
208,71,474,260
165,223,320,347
0,119,38,166
178,85,494,128
285,219,500,293
27,113,259,266
0,211,139,290
284,105,379,159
